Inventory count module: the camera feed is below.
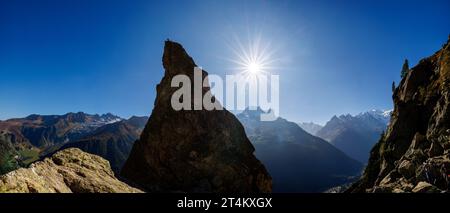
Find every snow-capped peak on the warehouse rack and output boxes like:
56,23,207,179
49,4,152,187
359,109,392,125
382,109,393,117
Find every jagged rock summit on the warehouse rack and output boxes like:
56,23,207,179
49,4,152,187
348,37,450,193
121,40,272,192
0,148,142,193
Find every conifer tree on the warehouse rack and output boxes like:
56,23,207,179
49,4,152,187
401,59,409,79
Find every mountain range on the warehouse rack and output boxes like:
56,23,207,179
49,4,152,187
315,109,391,163
48,116,148,173
0,108,390,190
0,109,389,190
0,112,122,148
0,112,147,175
237,107,363,192
2,37,447,193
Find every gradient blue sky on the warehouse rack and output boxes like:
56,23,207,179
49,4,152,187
0,0,449,124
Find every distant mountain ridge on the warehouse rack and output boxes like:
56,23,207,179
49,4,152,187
362,109,392,125
237,107,363,192
54,116,148,173
0,112,123,148
316,109,391,163
0,112,147,175
297,122,323,135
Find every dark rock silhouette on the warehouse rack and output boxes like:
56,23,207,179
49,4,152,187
348,37,450,193
121,41,272,192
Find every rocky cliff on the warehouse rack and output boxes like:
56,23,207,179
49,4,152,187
121,41,272,192
348,37,450,193
0,148,142,193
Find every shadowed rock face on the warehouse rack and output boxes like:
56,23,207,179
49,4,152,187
348,37,450,193
0,148,142,193
121,41,272,193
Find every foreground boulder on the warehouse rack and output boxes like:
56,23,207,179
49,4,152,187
347,37,450,193
121,40,272,192
0,148,142,193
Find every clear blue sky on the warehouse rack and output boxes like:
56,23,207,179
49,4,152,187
0,0,449,124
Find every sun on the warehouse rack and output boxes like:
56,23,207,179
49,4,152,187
247,62,261,74
226,33,278,78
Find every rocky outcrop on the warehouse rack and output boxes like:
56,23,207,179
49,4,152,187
348,37,450,193
121,40,272,192
0,148,142,193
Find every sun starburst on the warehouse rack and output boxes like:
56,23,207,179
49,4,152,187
226,33,279,80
